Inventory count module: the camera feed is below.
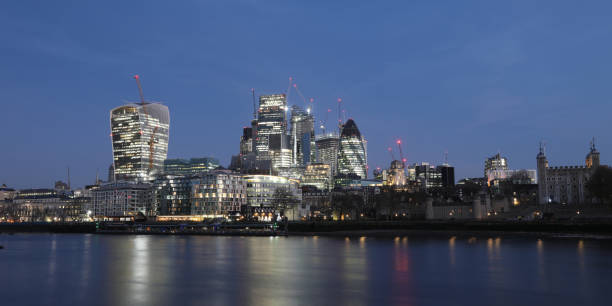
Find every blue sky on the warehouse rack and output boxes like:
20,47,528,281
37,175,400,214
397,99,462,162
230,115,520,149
1,0,611,188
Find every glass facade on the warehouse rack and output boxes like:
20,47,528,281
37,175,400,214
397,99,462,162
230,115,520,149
163,157,220,176
290,106,315,166
243,175,301,217
302,163,332,191
255,94,289,170
191,171,246,217
337,119,367,179
315,133,340,177
110,103,170,181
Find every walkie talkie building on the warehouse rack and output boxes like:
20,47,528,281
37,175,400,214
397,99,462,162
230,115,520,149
110,102,170,181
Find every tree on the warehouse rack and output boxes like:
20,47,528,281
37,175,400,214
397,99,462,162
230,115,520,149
586,166,612,205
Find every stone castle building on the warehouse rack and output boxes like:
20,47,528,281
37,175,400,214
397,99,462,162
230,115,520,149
537,140,600,205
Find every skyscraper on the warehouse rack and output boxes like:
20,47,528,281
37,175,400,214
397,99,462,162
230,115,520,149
110,102,170,181
337,119,367,179
290,105,315,166
255,94,290,170
316,133,340,177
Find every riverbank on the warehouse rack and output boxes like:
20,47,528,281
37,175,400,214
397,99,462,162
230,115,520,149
1,221,612,239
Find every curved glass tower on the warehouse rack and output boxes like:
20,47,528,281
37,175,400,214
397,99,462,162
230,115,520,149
110,102,170,181
337,119,367,179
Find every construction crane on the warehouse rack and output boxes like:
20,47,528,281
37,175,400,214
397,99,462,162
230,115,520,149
319,108,331,134
387,146,395,161
251,88,257,119
397,139,406,168
133,75,158,171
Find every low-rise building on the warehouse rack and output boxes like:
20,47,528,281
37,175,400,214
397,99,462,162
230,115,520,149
191,170,246,217
92,182,153,218
243,174,302,220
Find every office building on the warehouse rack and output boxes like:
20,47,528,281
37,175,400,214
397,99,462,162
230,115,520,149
255,94,290,170
290,106,315,166
414,162,443,189
437,164,455,187
484,153,508,178
191,170,246,217
243,175,301,220
302,163,332,191
315,133,340,177
92,182,154,217
163,157,220,176
110,102,170,181
153,175,193,215
337,119,368,179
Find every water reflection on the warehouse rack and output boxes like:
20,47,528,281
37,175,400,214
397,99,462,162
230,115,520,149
2,234,612,306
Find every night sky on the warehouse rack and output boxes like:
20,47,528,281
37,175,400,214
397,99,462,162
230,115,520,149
1,1,611,189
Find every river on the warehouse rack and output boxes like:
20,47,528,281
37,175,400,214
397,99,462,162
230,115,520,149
0,233,611,306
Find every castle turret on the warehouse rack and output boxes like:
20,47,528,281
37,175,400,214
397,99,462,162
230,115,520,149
537,142,548,205
586,137,600,168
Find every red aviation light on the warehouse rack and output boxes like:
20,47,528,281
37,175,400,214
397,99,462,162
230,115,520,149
402,158,407,163
139,130,143,135
337,98,342,103
310,98,314,103
133,74,140,80
396,139,401,145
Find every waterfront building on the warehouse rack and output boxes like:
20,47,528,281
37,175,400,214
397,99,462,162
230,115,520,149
537,141,601,205
92,182,153,217
153,175,193,215
110,102,170,182
302,163,332,191
11,189,81,222
243,174,302,220
337,119,367,180
315,133,340,177
290,106,315,166
191,170,246,217
163,157,220,176
0,184,15,201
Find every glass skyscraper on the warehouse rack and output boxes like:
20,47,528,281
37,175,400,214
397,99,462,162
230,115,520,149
290,105,315,166
337,119,367,179
255,94,290,170
110,102,170,181
315,133,340,177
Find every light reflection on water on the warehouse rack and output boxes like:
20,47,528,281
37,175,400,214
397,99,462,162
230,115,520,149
1,234,612,306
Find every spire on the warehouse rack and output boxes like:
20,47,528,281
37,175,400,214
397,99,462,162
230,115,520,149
590,137,596,151
537,140,546,159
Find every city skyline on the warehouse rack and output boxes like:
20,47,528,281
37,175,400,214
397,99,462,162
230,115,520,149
2,1,612,188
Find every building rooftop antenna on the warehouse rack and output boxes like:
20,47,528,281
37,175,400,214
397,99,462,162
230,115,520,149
444,150,449,166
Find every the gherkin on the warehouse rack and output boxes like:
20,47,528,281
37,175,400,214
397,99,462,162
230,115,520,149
337,119,367,179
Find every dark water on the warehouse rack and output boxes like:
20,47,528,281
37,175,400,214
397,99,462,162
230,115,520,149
1,234,611,306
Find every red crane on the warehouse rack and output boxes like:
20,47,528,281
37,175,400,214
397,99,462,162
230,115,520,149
133,75,157,171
